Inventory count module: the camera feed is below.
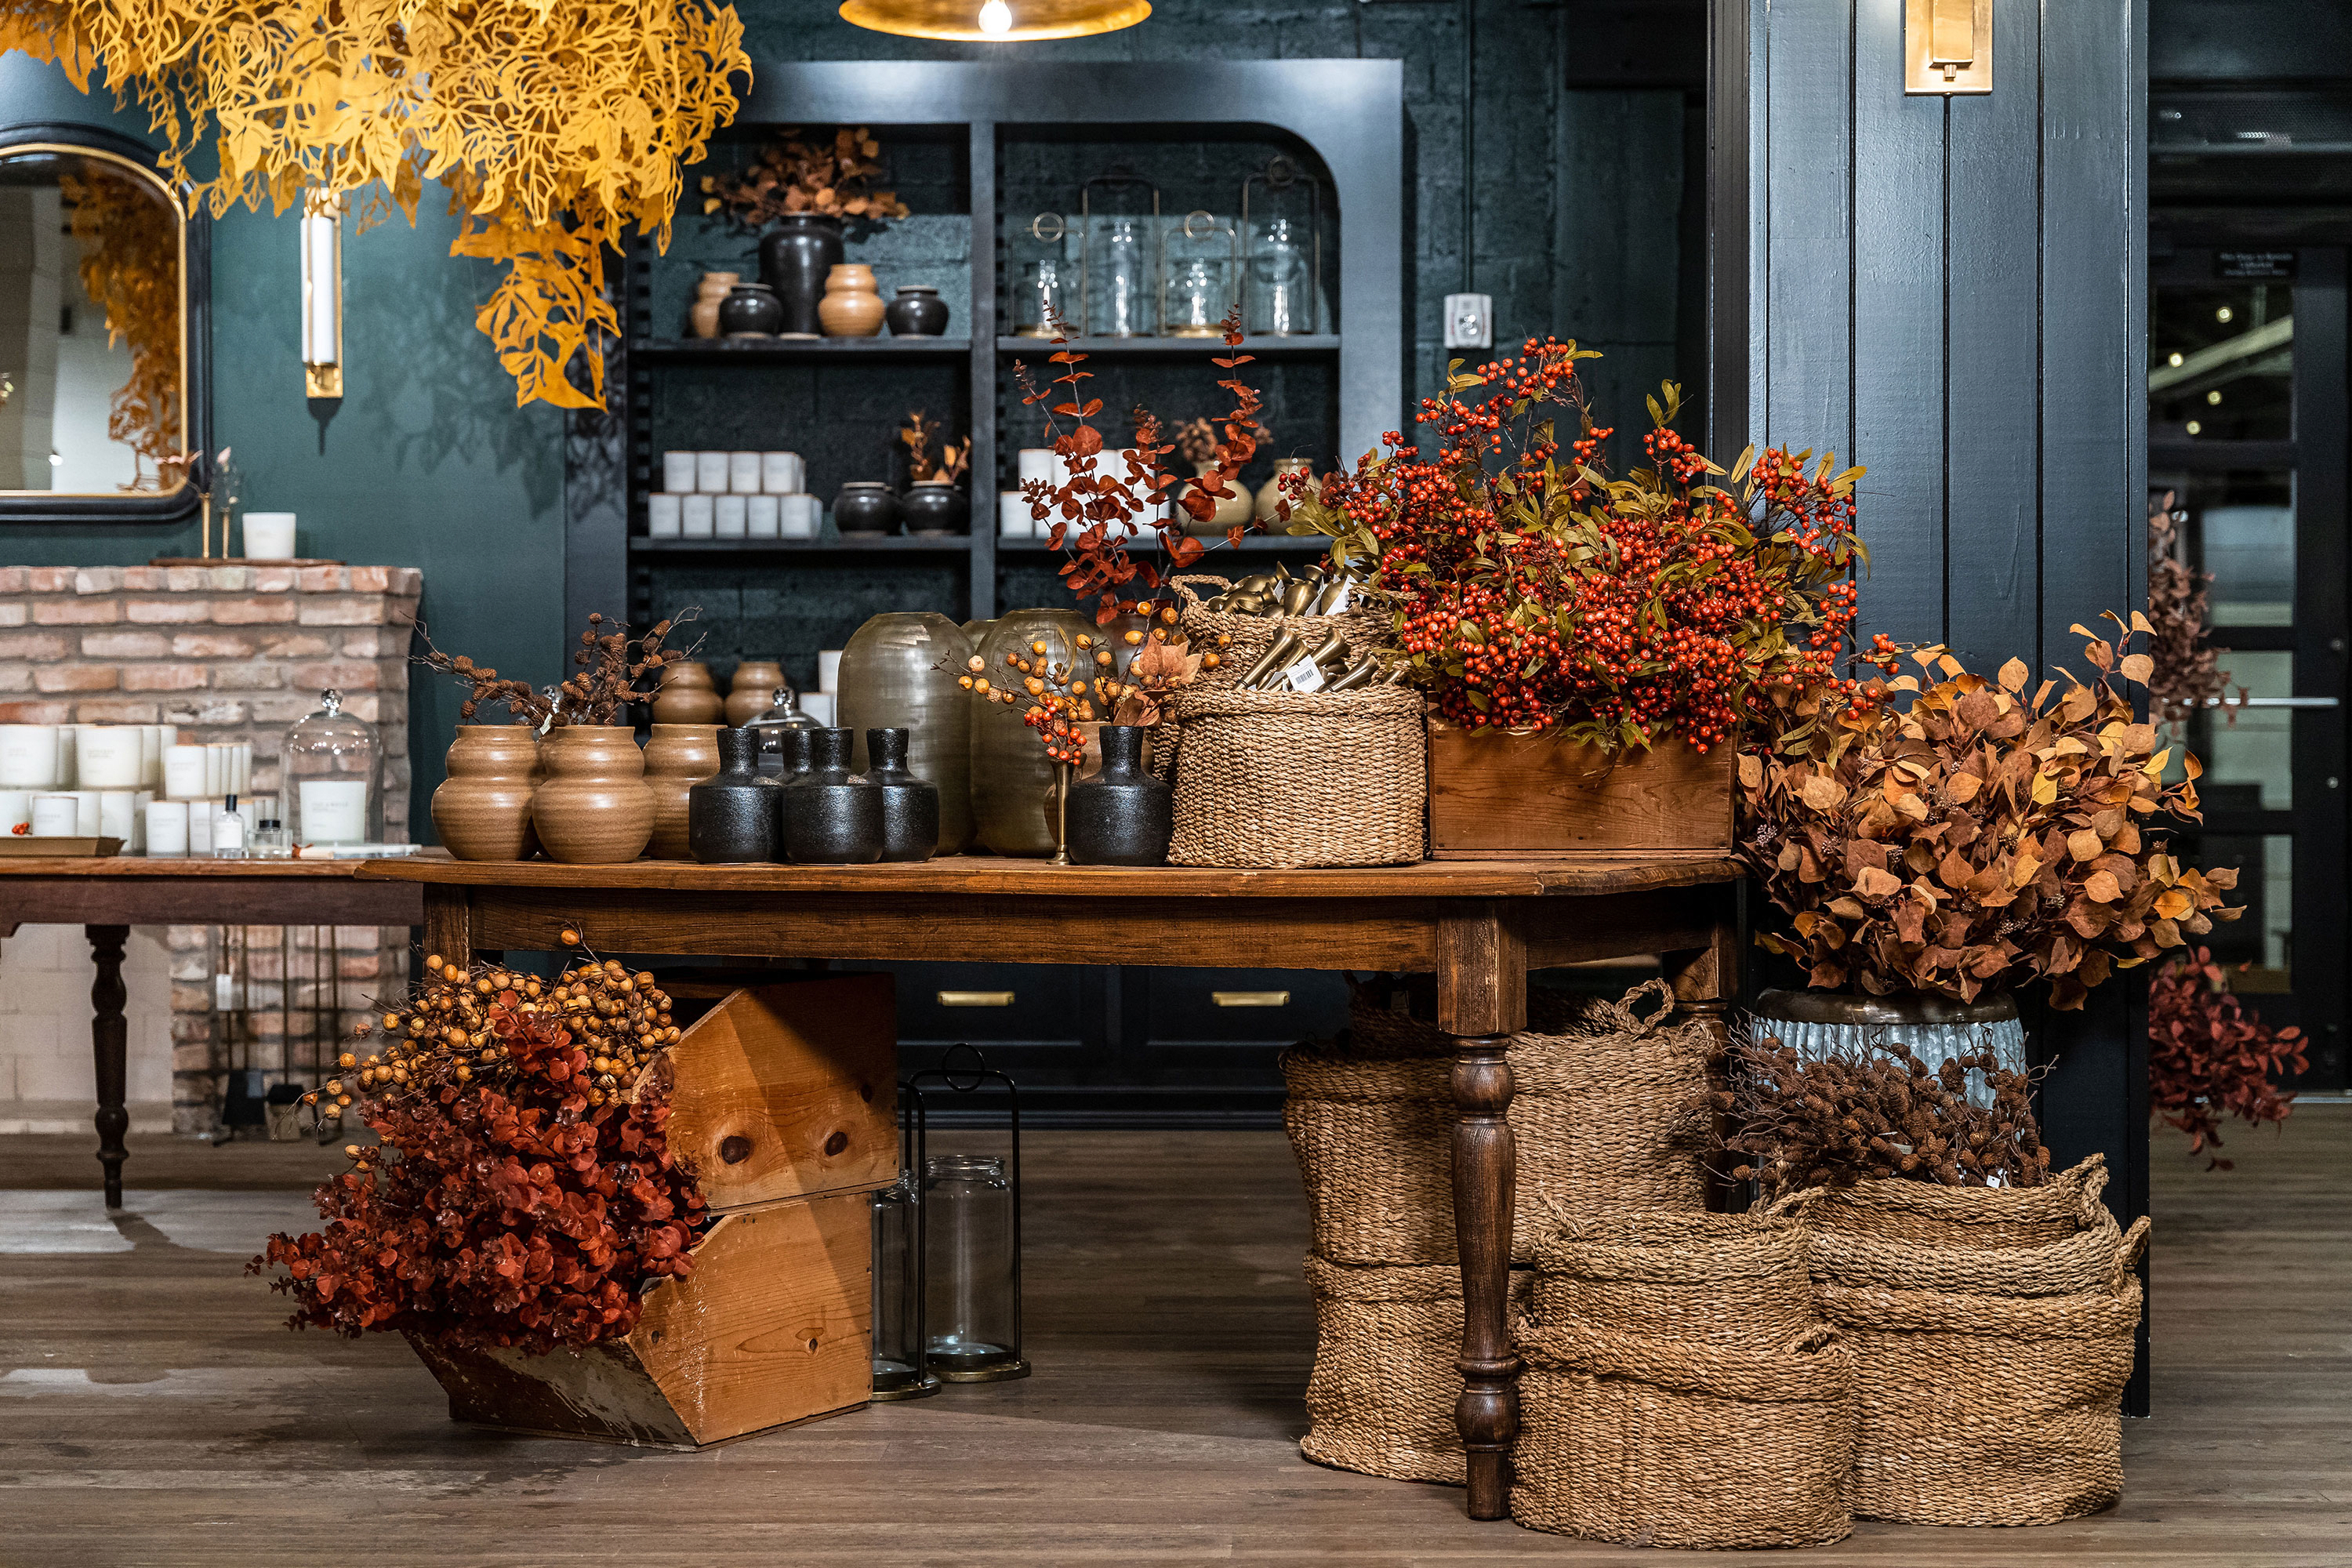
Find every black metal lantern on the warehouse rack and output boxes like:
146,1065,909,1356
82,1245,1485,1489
905,1044,1029,1383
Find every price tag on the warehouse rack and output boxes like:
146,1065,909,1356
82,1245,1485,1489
1285,659,1327,693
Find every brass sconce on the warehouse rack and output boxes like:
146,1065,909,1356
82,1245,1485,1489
1905,0,1991,96
300,189,343,398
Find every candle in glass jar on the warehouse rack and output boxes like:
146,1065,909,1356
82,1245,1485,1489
298,779,369,844
162,745,207,800
0,789,31,832
145,800,189,855
98,791,136,844
187,800,214,855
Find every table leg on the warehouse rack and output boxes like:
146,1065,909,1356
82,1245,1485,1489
86,924,130,1209
1665,898,1741,1212
1438,906,1527,1522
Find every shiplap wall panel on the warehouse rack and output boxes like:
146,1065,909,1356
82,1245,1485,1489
1759,2,1855,457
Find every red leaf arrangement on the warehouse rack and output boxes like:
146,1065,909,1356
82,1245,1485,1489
249,972,706,1352
2148,946,2305,1168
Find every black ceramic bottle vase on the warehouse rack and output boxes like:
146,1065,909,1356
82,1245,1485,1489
1066,724,1173,866
784,728,886,864
864,727,939,862
687,728,781,863
758,213,844,337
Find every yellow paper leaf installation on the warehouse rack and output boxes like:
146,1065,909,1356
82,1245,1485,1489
2,0,752,409
62,165,183,485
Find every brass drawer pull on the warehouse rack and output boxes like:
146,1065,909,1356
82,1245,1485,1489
938,990,1014,1007
1213,989,1291,1008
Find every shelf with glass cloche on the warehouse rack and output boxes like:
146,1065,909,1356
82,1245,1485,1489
633,535,974,555
633,336,971,361
996,336,1339,358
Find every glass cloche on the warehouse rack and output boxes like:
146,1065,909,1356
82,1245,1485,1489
284,688,380,846
746,684,821,776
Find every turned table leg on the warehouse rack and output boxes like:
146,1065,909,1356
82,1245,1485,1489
1438,906,1527,1521
86,924,130,1209
1665,895,1742,1212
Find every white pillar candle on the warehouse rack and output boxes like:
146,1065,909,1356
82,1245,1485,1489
799,691,835,727
779,493,819,539
162,745,207,801
55,727,77,788
999,492,1031,538
244,511,298,560
74,728,143,788
1017,448,1056,488
695,451,729,492
0,790,31,832
31,795,78,836
682,493,715,539
0,725,56,788
662,451,698,492
714,494,748,539
729,451,762,493
761,452,804,493
145,800,188,855
187,800,214,855
98,791,136,844
746,494,780,538
818,651,844,694
299,779,370,844
648,493,683,538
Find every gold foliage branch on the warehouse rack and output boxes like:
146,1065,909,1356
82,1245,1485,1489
60,167,182,485
1,0,752,409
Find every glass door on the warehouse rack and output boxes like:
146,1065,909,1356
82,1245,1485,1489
2148,245,2348,1089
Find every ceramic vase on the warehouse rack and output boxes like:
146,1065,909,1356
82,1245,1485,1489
1254,456,1316,525
784,728,884,863
1066,725,1171,866
688,271,739,339
1185,460,1257,537
652,661,725,725
885,285,950,336
531,725,655,865
835,482,898,535
758,214,844,337
644,723,721,860
863,727,940,862
818,263,886,337
970,608,1095,855
837,612,975,853
725,660,786,726
431,724,542,862
899,481,968,536
687,728,781,863
718,281,786,337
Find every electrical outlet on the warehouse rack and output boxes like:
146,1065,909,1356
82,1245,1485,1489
1443,292,1494,350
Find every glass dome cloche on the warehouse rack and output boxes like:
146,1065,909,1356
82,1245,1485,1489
284,688,381,847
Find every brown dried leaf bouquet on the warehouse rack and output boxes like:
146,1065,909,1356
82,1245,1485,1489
1708,1026,2051,1191
1740,613,2241,1010
702,126,911,225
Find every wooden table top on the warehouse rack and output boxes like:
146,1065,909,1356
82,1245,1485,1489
0,855,426,878
356,851,1745,899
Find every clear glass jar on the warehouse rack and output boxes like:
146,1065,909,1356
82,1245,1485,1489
869,1172,935,1396
1084,216,1156,338
1165,256,1235,339
923,1152,1021,1374
1017,259,1072,338
1247,216,1315,336
283,689,379,846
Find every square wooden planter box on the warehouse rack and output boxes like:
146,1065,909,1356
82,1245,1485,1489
1426,720,1734,858
407,975,899,1447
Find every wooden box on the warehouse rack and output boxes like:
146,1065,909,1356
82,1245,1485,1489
408,1188,873,1448
658,975,898,1213
1426,721,1734,858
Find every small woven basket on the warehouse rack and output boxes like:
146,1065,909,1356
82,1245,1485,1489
1817,1189,2151,1526
1512,1319,1857,1549
1171,573,1387,690
1299,1256,1533,1485
1528,1192,1819,1349
1282,981,1710,1266
1805,1153,2114,1252
1165,684,1425,868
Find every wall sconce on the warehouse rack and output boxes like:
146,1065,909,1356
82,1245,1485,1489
1906,0,1991,95
300,190,343,398
837,0,1150,41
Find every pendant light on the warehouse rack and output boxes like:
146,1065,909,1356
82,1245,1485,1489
838,0,1150,42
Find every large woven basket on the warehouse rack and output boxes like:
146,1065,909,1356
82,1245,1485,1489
1299,1256,1533,1485
1166,684,1425,868
1512,1319,1856,1548
1528,1192,1818,1348
1818,1196,2151,1526
1282,981,1710,1266
1172,573,1386,690
1805,1153,2114,1251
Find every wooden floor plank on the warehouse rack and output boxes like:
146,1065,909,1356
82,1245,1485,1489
0,1113,2346,1566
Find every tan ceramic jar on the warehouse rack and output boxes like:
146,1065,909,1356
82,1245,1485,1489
652,661,725,724
725,660,786,725
689,271,738,339
531,725,655,864
818,263,885,337
643,723,720,860
431,724,542,861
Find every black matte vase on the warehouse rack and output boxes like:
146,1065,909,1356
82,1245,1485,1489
1066,725,1171,866
717,281,785,337
898,482,968,536
885,285,950,336
687,728,780,863
784,728,886,863
864,727,939,862
835,481,898,535
758,214,844,338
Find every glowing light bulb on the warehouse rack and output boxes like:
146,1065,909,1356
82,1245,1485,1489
2216,305,2234,322
2186,419,2203,435
2206,389,2223,405
978,0,1012,33
2167,351,2184,367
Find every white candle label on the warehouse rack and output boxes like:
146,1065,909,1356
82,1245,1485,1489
299,779,369,844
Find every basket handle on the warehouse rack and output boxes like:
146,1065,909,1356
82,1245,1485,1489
1762,1185,1826,1220
1171,573,1233,612
1604,977,1678,1036
2058,1153,2113,1226
2108,1214,2153,1292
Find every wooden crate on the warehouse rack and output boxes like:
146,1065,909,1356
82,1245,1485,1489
656,975,898,1213
1426,721,1734,858
408,1188,872,1448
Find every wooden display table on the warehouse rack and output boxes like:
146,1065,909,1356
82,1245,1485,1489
358,852,1742,1520
0,858,426,1205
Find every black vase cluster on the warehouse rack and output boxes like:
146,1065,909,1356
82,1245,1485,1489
689,726,938,865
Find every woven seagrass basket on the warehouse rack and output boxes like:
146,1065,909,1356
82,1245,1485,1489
1171,573,1386,690
1165,684,1425,868
1528,1192,1819,1348
1282,981,1711,1266
1512,1319,1856,1549
1818,1196,2151,1526
1803,1152,2116,1252
1298,1257,1533,1485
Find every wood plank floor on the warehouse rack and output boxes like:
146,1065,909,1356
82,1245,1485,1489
1,1112,2347,1566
